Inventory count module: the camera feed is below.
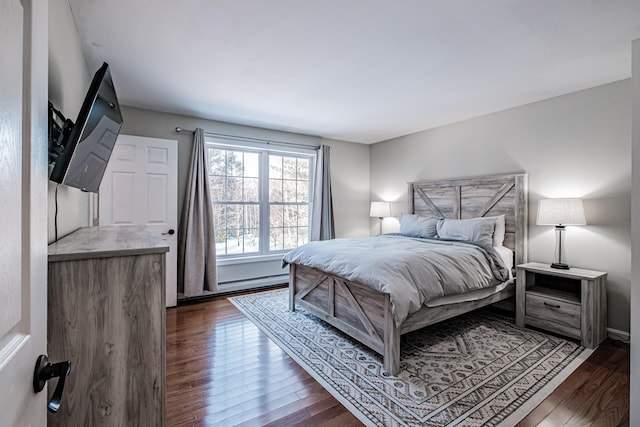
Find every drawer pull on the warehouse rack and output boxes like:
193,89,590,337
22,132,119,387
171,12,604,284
543,301,561,309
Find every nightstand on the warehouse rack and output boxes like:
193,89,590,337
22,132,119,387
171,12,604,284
515,262,607,348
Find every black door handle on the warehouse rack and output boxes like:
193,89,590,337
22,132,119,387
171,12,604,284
33,354,72,413
162,229,175,235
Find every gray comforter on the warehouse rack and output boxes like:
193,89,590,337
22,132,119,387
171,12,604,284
283,235,509,325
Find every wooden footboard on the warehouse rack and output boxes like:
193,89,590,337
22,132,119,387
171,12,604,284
289,263,400,375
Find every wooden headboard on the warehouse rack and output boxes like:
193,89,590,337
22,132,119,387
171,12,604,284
408,173,528,266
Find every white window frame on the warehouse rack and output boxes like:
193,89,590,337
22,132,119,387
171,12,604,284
206,137,316,260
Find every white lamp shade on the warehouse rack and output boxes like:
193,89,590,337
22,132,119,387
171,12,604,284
536,198,586,225
370,201,391,218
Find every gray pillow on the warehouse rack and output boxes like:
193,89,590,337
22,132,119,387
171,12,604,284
399,214,439,239
436,217,496,247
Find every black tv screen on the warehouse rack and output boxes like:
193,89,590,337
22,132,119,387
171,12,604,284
50,62,123,193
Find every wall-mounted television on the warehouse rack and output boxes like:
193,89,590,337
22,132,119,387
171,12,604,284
49,62,123,193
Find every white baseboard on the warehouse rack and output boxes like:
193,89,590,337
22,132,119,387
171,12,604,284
177,274,288,304
216,274,289,293
607,327,630,342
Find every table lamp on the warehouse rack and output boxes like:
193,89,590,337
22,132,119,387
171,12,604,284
536,198,586,269
370,201,391,235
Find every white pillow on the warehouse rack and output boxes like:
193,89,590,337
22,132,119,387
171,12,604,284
487,214,505,247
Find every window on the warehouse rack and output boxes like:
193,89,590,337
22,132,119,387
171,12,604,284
207,141,314,257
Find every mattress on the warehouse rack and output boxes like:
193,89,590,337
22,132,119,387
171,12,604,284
425,245,514,307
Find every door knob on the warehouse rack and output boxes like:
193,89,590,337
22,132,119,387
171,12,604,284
33,354,72,413
162,229,175,235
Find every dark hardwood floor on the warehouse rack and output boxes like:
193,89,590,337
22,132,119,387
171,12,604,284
516,337,629,426
166,290,630,427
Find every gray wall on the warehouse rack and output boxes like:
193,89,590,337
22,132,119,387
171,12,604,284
370,80,631,333
47,0,92,243
119,106,371,239
630,38,639,426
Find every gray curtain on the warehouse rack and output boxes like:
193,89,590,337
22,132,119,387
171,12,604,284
178,128,217,297
311,145,335,241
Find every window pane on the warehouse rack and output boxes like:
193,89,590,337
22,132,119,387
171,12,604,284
297,158,310,180
209,176,224,201
226,229,243,255
243,228,260,253
270,205,283,228
226,205,243,230
283,206,297,227
226,177,242,202
269,179,282,202
282,180,296,203
213,205,228,255
283,228,297,250
270,228,283,250
215,240,227,256
296,180,308,202
269,155,282,179
298,205,309,227
227,151,244,177
213,205,227,252
245,205,260,230
282,157,297,179
243,152,259,178
213,204,226,231
297,227,309,247
208,148,227,176
244,178,259,202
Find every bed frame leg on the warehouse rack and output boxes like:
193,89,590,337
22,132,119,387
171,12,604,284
289,263,296,312
383,296,400,376
384,337,400,376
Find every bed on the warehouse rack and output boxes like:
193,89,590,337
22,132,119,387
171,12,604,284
286,173,528,375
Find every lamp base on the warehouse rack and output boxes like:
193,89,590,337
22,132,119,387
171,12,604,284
550,226,569,270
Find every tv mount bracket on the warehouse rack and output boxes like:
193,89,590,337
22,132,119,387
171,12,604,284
48,101,74,164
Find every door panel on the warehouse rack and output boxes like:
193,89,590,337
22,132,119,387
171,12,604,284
147,174,168,223
111,172,135,223
0,0,48,424
99,135,178,307
0,0,24,341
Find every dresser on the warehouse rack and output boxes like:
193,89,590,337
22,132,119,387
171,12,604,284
47,226,168,426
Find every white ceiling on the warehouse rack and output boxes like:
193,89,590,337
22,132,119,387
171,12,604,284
68,0,640,144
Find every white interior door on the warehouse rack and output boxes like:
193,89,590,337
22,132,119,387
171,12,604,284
0,0,48,424
99,135,179,307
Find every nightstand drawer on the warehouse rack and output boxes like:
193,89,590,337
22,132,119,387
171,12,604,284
525,292,581,339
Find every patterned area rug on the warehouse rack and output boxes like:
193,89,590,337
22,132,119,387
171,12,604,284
229,289,592,427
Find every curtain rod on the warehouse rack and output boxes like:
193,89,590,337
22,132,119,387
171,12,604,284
175,127,320,150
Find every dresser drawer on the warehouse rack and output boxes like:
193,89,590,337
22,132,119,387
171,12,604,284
525,292,581,339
